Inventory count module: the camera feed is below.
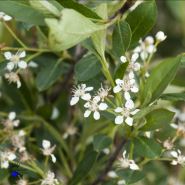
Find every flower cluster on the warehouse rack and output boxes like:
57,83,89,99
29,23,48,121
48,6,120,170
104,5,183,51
70,84,109,120
41,171,59,185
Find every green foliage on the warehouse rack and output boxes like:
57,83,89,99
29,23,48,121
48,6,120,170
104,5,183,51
126,0,157,46
75,54,101,82
134,137,162,159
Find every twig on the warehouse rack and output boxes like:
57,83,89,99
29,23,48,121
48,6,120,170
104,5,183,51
90,138,127,185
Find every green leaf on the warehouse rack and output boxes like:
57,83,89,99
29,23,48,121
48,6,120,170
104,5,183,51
160,93,185,101
126,1,157,46
36,59,70,91
91,3,107,57
117,169,145,185
45,9,106,51
0,62,7,76
56,0,101,19
29,0,61,17
112,21,132,58
0,0,45,25
69,145,97,185
141,109,175,131
141,56,182,106
114,62,129,80
134,137,162,159
75,54,101,81
93,134,112,152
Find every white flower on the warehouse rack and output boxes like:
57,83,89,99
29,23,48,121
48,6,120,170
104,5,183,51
11,130,26,153
113,76,138,95
2,112,20,130
120,56,127,63
0,150,16,168
0,12,12,21
118,150,139,170
170,150,185,166
41,171,59,185
134,36,156,61
70,84,93,106
155,31,167,42
118,179,126,185
16,178,28,185
4,51,27,71
5,72,21,88
84,96,108,120
107,171,118,178
96,84,111,101
114,106,139,126
41,140,56,163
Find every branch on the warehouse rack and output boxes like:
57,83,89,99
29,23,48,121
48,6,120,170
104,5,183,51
90,138,127,185
110,0,137,20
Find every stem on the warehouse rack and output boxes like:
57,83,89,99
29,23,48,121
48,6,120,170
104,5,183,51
10,161,43,176
3,22,27,48
90,138,127,185
1,46,50,52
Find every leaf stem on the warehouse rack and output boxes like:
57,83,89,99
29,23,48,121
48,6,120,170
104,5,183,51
3,22,27,48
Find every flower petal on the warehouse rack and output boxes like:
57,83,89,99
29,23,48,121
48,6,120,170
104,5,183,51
51,154,56,163
81,93,91,101
115,107,123,113
125,99,134,109
170,151,178,158
7,62,14,71
113,85,122,93
124,92,131,100
18,60,27,69
18,51,26,58
4,52,12,60
85,87,93,91
93,111,100,120
115,115,124,124
99,103,108,110
125,117,133,126
42,140,51,149
84,110,91,118
70,96,79,106
3,15,12,21
8,112,16,120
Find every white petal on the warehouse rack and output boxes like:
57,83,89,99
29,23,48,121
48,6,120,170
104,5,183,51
93,96,100,102
146,45,155,54
50,154,56,163
115,115,124,124
131,53,139,62
115,79,123,85
128,71,134,79
125,99,134,109
84,110,91,118
93,111,100,120
99,103,108,110
140,52,148,61
120,56,127,63
124,92,131,100
107,171,118,178
3,15,12,21
7,62,14,71
115,107,123,113
70,96,79,106
42,140,51,149
18,61,27,69
17,80,21,88
133,63,140,71
170,123,178,129
145,36,154,44
130,109,140,115
4,52,12,60
122,150,127,158
129,161,139,170
1,161,9,168
125,117,133,126
84,102,90,108
113,85,122,93
18,51,26,58
13,120,20,127
131,86,138,93
9,112,16,120
155,31,166,41
117,179,126,185
8,153,16,160
170,151,178,158
81,93,91,101
171,160,178,165
85,87,93,91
